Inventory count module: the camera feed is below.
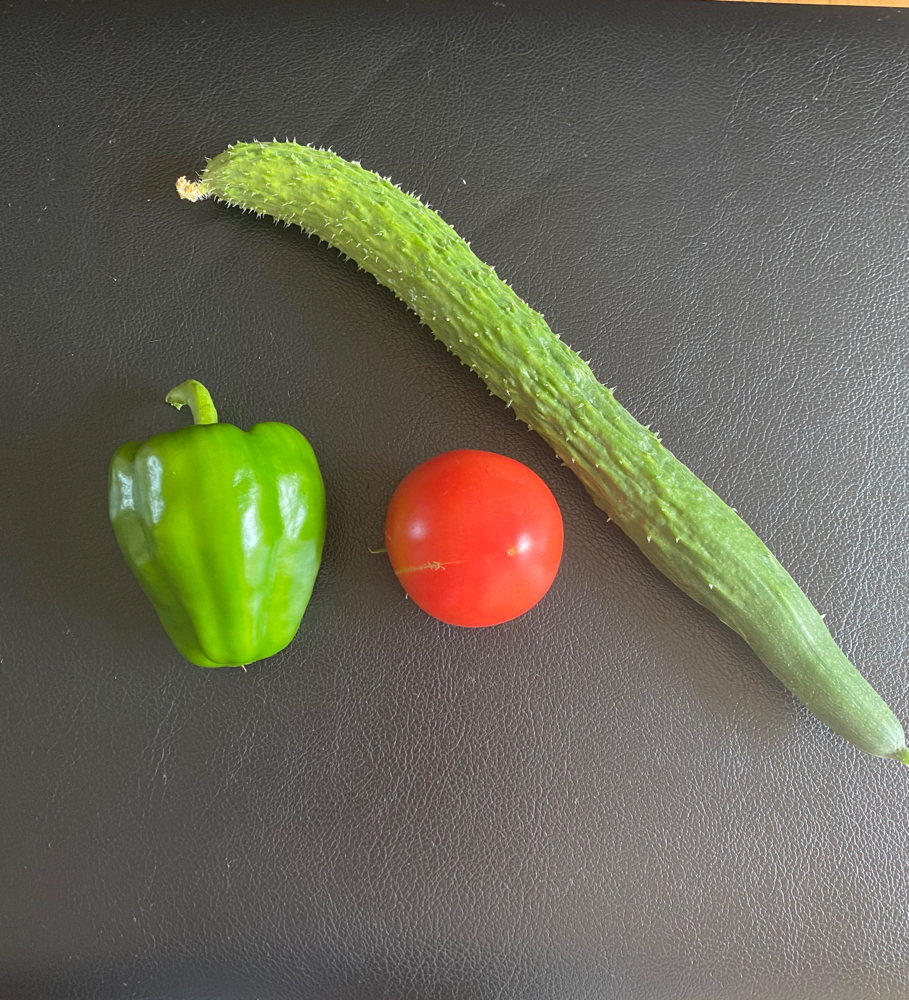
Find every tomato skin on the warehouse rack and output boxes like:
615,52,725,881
384,449,564,627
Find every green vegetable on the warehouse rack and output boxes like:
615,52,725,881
109,378,326,668
177,141,908,763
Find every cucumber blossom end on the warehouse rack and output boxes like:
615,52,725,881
176,175,210,202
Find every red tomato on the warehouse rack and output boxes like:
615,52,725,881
384,449,564,627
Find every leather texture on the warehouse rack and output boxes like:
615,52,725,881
3,1,909,997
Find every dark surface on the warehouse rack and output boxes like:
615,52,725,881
3,1,909,997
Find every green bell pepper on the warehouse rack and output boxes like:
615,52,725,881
109,380,327,668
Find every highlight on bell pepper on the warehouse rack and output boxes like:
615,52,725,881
108,379,327,668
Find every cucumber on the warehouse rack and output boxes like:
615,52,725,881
177,141,908,765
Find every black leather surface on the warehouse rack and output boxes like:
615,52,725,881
3,1,909,997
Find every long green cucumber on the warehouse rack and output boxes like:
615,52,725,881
177,141,908,765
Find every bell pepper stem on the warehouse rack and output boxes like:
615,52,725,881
165,380,219,425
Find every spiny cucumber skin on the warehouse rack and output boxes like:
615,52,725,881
190,141,907,764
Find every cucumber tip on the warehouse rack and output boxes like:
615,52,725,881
176,176,206,202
